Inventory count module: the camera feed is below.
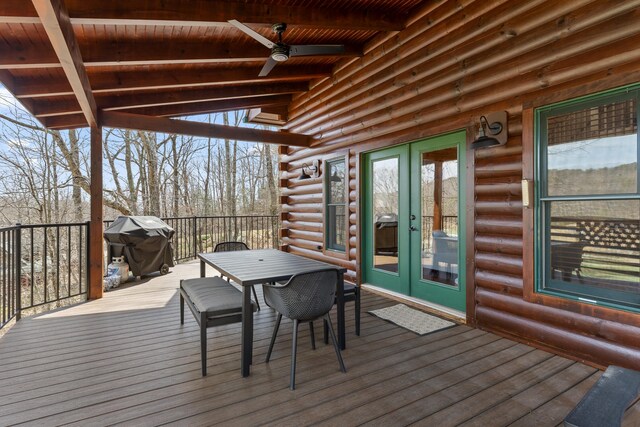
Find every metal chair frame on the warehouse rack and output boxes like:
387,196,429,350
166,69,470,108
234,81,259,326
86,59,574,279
263,268,346,390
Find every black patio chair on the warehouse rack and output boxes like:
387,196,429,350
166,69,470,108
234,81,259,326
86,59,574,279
263,268,346,390
213,241,260,310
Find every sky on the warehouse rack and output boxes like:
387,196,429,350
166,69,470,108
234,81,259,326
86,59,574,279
0,86,16,110
547,135,637,171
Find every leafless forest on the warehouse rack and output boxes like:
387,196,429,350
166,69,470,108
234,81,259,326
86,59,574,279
0,96,279,226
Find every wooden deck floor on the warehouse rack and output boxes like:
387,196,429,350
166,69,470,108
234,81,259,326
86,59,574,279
0,261,638,426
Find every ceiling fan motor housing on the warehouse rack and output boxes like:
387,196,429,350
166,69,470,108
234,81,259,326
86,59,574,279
272,23,287,34
271,44,290,62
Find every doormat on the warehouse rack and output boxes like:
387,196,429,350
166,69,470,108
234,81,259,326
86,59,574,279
368,304,456,335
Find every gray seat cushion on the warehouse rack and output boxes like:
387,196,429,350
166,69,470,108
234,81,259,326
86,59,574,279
181,277,245,316
343,282,357,294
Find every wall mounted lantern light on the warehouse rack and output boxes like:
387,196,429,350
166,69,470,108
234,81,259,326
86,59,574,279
471,111,508,149
299,160,320,180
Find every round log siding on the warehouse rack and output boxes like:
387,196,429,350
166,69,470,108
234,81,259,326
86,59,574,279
279,0,640,369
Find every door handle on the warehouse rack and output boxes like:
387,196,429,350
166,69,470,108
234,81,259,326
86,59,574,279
410,214,416,220
409,225,418,232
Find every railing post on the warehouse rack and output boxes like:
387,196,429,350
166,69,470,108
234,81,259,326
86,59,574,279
15,223,21,321
192,216,198,258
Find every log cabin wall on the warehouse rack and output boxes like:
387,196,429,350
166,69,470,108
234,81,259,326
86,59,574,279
278,0,640,369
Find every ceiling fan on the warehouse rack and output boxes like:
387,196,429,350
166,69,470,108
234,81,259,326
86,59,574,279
228,20,346,77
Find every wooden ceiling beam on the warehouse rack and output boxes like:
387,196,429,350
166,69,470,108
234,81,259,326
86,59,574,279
34,82,307,117
1,0,404,31
30,0,96,127
99,82,307,111
16,65,330,98
40,94,293,128
0,44,61,69
0,41,361,69
12,78,72,98
100,111,310,146
120,94,293,118
0,70,36,112
43,113,90,129
0,1,39,23
34,104,82,118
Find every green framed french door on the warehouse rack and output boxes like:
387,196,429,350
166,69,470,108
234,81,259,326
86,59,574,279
363,131,467,312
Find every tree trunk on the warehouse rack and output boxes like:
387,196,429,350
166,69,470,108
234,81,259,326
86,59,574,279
124,130,138,215
171,134,180,216
51,138,60,222
140,131,160,215
203,115,212,215
68,129,83,222
264,144,278,215
223,112,236,238
138,144,149,214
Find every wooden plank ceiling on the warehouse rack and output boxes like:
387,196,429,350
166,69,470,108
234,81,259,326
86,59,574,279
0,0,420,144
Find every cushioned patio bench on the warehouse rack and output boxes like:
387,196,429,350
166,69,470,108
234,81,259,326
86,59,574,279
180,277,256,376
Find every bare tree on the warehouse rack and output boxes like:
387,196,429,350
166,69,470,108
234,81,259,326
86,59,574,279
1,95,280,227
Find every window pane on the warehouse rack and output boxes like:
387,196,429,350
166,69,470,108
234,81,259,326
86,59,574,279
546,98,638,196
544,200,640,309
327,205,346,251
329,160,346,204
326,159,346,252
372,157,399,273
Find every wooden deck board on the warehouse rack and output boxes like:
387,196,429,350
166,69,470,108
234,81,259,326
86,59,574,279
338,347,547,426
31,315,405,426
171,330,492,427
95,321,456,426
410,356,579,426
0,261,637,427
508,373,602,427
257,335,513,427
458,363,598,427
2,307,392,424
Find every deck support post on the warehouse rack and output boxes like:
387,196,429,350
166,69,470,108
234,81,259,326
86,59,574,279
88,125,103,299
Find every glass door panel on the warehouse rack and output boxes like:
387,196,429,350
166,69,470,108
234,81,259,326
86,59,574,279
363,145,410,295
409,131,467,312
420,149,459,286
373,157,399,273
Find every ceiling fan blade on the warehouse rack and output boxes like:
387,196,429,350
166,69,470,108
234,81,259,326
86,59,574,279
289,45,345,57
259,57,279,77
228,20,274,49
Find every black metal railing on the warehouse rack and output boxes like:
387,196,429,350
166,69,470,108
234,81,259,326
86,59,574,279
103,215,280,264
162,216,198,262
20,223,89,311
194,215,280,255
0,222,89,331
0,225,20,330
2,215,279,332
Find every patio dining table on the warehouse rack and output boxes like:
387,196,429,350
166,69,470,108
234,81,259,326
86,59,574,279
198,249,348,377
